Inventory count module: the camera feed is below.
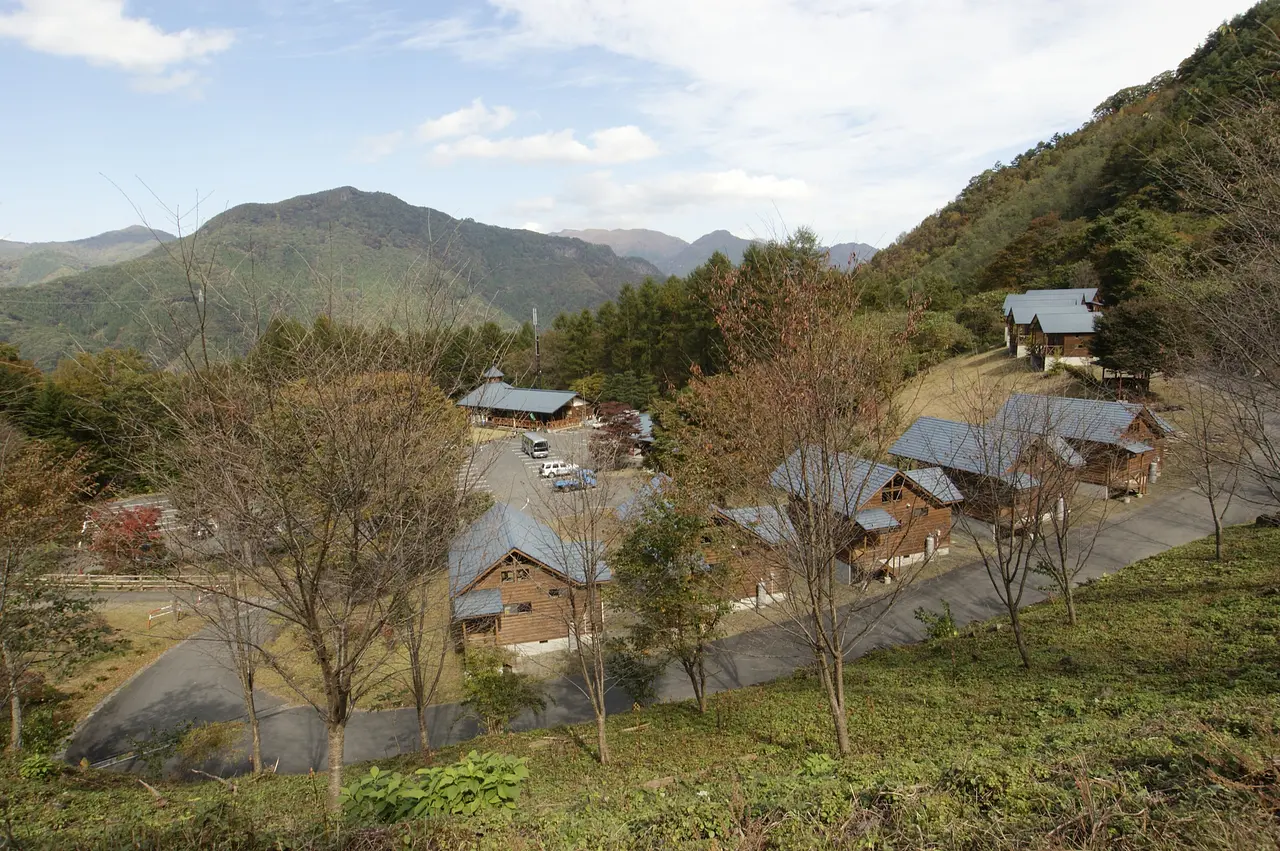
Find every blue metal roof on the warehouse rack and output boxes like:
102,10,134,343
482,366,505,379
456,382,580,416
614,473,672,522
713,505,795,545
992,395,1173,452
904,467,964,504
1033,311,1098,335
769,448,899,516
1008,300,1087,325
452,588,502,619
890,417,1040,489
448,502,610,597
854,508,899,532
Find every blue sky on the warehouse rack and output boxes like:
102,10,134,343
0,0,1252,245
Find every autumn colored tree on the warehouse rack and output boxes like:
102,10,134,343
89,506,165,574
0,430,107,751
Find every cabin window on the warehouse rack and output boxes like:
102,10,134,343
881,486,904,503
500,568,530,583
503,602,533,615
547,588,563,598
913,506,929,518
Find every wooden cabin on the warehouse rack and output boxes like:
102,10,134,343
456,367,589,430
1002,288,1101,358
890,415,1083,523
449,503,608,654
1027,311,1098,372
709,449,964,584
991,395,1175,496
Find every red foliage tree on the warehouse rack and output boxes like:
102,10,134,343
89,507,164,573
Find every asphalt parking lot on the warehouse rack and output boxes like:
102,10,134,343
459,428,640,511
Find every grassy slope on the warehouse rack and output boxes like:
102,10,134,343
7,525,1280,849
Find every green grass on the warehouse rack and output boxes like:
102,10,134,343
5,525,1280,849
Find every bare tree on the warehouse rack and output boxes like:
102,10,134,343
530,448,623,766
662,234,925,755
164,345,471,808
1160,96,1280,506
1171,378,1242,561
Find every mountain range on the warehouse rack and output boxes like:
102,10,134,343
0,225,175,288
552,227,878,275
0,188,661,367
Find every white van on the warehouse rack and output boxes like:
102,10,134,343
539,460,578,478
521,432,550,458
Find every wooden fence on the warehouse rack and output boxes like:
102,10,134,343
38,574,231,591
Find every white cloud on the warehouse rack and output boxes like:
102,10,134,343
409,0,1245,239
415,98,515,142
567,169,810,214
519,221,547,232
0,0,233,90
353,130,406,164
432,125,659,164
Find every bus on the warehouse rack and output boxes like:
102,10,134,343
521,432,550,459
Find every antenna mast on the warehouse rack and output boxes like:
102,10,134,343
532,307,541,388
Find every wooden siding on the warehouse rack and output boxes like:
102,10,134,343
459,554,604,647
844,476,953,570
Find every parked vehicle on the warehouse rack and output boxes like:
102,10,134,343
539,460,578,478
553,470,598,492
521,432,550,459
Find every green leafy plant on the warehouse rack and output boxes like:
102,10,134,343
914,600,960,641
341,751,531,824
18,753,60,781
798,752,839,777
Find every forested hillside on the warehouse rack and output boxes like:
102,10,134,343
858,0,1280,368
0,226,175,288
0,188,659,367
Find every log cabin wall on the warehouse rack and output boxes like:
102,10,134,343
466,558,604,646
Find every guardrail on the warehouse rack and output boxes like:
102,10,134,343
38,574,231,591
147,603,182,629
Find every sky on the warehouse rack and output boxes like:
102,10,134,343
0,0,1253,246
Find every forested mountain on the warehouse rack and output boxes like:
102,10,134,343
858,0,1280,361
560,227,879,276
0,188,660,367
0,225,175,288
550,228,689,267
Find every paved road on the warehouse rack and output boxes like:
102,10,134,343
64,481,1269,775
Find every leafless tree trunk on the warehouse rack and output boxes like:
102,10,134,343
662,233,925,754
1172,378,1242,562
1159,96,1280,508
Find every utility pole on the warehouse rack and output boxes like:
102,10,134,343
533,307,541,389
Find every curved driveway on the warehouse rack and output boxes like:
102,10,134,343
65,484,1264,774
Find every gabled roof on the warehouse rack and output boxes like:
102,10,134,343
713,504,795,546
482,366,505,379
1008,300,1087,325
453,588,502,619
456,382,580,415
992,395,1175,452
1025,287,1099,303
854,508,900,532
1033,311,1099,335
448,502,609,597
614,473,672,522
769,448,899,516
890,417,1047,489
904,467,964,504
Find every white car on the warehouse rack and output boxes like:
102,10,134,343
539,460,579,478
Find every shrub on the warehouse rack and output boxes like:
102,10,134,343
605,638,665,707
18,753,60,781
798,752,839,777
461,648,547,734
341,751,530,824
914,600,960,641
